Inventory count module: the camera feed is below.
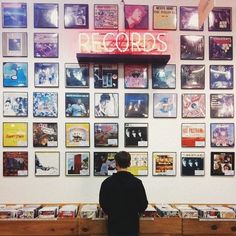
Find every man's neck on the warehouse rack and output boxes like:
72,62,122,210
116,167,129,172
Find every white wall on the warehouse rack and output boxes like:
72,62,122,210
0,0,236,204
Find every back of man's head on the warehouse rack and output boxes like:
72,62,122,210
115,151,131,168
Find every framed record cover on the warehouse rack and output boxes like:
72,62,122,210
65,123,90,147
94,4,118,29
152,64,176,89
181,65,205,89
94,123,118,147
33,123,58,147
124,5,148,29
2,3,27,28
65,93,89,117
210,65,233,89
65,63,89,88
34,33,58,58
35,152,60,176
3,152,28,177
64,4,89,29
34,63,59,87
210,94,234,118
210,123,234,147
181,152,205,176
153,5,177,30
124,64,148,89
94,152,117,176
209,36,233,60
180,35,204,60
211,152,235,176
182,94,206,118
208,7,232,31
94,93,119,118
65,152,90,176
125,93,148,118
3,92,28,117
3,122,28,147
152,152,176,176
181,123,206,147
153,93,177,118
2,32,27,57
3,62,28,87
124,123,148,147
128,152,148,176
34,3,59,28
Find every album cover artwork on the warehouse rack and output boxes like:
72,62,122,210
34,3,59,28
3,92,28,117
180,35,204,60
124,5,148,29
94,123,118,147
209,36,233,60
211,152,235,176
210,94,234,118
125,93,148,118
2,3,27,28
94,4,118,29
208,7,232,31
210,65,233,89
153,93,177,118
128,152,148,176
65,123,90,147
181,65,205,89
35,152,60,176
66,152,90,176
182,94,206,118
64,4,89,28
3,62,28,87
152,152,176,176
3,152,28,176
152,64,176,89
181,123,205,147
34,33,58,58
94,152,116,176
210,123,234,147
34,63,59,87
33,123,58,147
94,64,118,88
124,64,148,88
65,93,89,117
181,152,204,176
33,92,58,117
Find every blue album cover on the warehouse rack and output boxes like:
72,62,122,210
2,3,27,28
3,62,28,87
33,92,58,117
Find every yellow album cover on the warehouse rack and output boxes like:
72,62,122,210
128,152,148,176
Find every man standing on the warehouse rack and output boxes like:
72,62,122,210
99,151,148,236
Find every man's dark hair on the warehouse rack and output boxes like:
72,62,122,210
115,151,131,168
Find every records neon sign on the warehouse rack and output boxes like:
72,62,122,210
78,31,168,54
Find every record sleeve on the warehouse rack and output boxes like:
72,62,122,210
128,152,148,176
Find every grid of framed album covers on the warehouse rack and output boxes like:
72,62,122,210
65,64,89,88
34,3,59,28
94,4,118,29
64,4,89,29
35,152,60,176
153,6,177,30
65,152,90,176
211,152,235,176
3,152,28,177
152,152,176,176
210,65,233,89
2,3,27,28
94,123,118,147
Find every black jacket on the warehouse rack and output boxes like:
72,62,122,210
99,171,148,234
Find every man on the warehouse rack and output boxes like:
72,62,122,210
99,151,148,236
66,98,87,117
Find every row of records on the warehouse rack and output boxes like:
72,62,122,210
1,122,235,148
1,151,235,177
2,92,235,118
